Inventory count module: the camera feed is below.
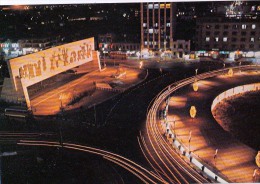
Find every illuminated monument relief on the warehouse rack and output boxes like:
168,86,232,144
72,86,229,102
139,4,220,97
0,37,101,108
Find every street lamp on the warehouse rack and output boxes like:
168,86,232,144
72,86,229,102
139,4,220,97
139,61,143,69
193,79,199,92
214,149,218,167
189,130,192,154
59,93,63,110
189,106,197,119
173,117,176,138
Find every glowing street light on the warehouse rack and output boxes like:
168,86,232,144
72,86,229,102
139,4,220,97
193,79,199,92
139,61,143,69
256,151,260,168
227,68,233,77
189,106,197,118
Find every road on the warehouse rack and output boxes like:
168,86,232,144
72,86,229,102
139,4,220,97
143,65,260,183
1,61,234,183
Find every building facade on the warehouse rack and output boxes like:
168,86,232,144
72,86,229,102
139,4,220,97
140,2,177,51
196,17,260,52
98,33,140,54
172,40,190,58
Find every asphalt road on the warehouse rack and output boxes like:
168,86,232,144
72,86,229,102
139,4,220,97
1,61,224,183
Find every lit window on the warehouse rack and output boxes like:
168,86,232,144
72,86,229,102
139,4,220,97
144,41,147,45
251,37,255,42
148,4,153,9
155,23,158,27
149,29,153,34
252,24,256,29
223,37,228,42
166,23,170,27
154,4,159,9
205,37,210,42
143,23,147,27
215,37,219,42
242,24,247,29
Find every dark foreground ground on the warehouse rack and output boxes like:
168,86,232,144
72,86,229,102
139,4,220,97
214,90,260,151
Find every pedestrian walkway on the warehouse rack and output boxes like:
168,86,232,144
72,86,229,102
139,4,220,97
167,71,259,183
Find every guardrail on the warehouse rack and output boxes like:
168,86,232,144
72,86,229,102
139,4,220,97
211,82,260,111
146,64,260,183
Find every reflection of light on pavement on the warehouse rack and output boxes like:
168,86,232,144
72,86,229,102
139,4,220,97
169,96,187,108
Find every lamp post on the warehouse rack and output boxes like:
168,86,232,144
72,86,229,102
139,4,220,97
195,68,198,76
189,106,197,119
59,93,63,110
214,149,218,167
173,117,176,138
189,130,192,154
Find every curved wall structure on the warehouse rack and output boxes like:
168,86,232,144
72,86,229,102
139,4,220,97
211,83,260,112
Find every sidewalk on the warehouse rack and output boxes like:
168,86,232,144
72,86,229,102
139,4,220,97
166,71,259,183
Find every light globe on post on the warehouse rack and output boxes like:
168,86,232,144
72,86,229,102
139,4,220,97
189,106,197,119
193,79,199,92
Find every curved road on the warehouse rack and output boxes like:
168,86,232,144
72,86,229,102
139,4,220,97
143,65,260,183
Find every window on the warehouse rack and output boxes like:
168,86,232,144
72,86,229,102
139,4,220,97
206,25,211,29
215,37,219,42
223,37,228,42
206,31,210,36
214,31,220,35
215,25,220,29
144,41,148,45
154,23,158,27
166,23,170,27
241,38,246,42
251,32,255,36
240,44,245,49
206,37,210,42
143,23,147,27
242,24,247,29
231,38,237,42
232,25,238,29
232,31,237,35
250,37,255,42
252,24,256,29
224,25,229,29
241,31,246,36
223,31,228,36
149,29,153,34
249,44,254,49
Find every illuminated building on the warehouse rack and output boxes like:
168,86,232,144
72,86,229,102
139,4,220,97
98,33,140,54
196,17,260,52
140,2,177,51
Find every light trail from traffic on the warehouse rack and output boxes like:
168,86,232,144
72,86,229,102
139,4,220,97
142,65,260,183
17,140,166,184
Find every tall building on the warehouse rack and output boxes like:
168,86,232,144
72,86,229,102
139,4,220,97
140,2,176,52
196,17,260,52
